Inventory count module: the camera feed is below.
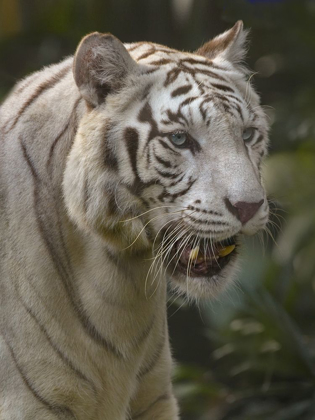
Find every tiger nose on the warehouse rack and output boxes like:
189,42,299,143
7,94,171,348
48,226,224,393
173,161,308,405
225,198,264,224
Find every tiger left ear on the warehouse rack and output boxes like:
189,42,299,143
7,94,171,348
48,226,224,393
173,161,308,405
73,32,137,107
196,21,248,67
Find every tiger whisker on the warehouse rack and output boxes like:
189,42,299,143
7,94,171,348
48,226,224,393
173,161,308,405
186,233,199,280
163,227,191,277
171,230,194,277
144,219,185,298
146,230,177,286
123,210,184,250
148,222,188,287
159,225,191,279
120,205,184,223
263,225,279,248
151,209,197,255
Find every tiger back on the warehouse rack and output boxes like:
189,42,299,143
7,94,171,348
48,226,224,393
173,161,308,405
0,22,269,419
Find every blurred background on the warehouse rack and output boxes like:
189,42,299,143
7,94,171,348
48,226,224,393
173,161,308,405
1,0,315,418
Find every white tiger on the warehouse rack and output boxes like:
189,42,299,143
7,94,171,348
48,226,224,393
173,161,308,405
0,21,269,419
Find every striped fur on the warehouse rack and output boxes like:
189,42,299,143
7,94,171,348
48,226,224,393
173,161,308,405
0,22,269,419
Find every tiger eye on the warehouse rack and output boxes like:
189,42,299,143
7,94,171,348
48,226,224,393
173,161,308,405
170,132,187,146
242,127,255,142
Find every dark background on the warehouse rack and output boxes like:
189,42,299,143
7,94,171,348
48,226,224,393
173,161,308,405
1,0,315,418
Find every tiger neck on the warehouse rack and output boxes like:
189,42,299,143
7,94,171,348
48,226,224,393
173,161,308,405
64,227,167,357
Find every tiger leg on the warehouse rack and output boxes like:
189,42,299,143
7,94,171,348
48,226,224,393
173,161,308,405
129,340,180,420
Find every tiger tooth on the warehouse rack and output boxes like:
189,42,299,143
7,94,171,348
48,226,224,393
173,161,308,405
189,246,200,261
218,244,236,257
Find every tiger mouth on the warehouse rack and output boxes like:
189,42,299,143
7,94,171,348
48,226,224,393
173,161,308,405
168,236,237,278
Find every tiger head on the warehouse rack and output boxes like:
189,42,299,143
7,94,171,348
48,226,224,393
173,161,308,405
63,21,269,299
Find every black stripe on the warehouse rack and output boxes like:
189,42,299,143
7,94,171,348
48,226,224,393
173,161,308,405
154,153,172,168
137,335,165,378
137,47,156,61
171,178,196,200
158,178,196,203
4,336,76,419
169,173,185,187
4,63,71,134
164,67,181,87
251,112,258,121
14,73,39,95
155,168,181,179
133,316,155,350
125,127,140,179
83,177,89,216
154,47,177,54
166,108,188,126
171,84,192,97
186,215,228,226
138,102,160,141
254,134,264,144
224,93,242,104
221,102,235,117
148,58,173,66
20,298,97,395
158,140,180,155
199,97,213,120
180,57,211,66
179,96,199,109
102,122,119,171
187,205,222,216
195,68,227,81
106,189,119,217
199,104,207,121
141,83,153,100
181,64,227,82
127,42,147,52
144,67,159,75
124,127,157,196
212,82,235,93
160,119,173,125
132,393,170,419
233,103,244,121
127,41,150,52
46,96,81,174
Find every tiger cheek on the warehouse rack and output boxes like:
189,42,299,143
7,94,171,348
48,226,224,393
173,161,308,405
63,113,151,252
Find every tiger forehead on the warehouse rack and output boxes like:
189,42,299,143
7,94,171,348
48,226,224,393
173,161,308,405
127,41,227,83
127,44,237,92
127,41,211,65
125,42,258,125
145,69,250,127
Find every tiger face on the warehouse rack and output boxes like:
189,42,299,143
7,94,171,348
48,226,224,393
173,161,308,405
64,22,269,299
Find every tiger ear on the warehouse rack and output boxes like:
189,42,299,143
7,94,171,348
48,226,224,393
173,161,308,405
73,32,137,107
196,21,248,67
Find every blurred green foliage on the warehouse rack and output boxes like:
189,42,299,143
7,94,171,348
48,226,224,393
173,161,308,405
1,0,315,419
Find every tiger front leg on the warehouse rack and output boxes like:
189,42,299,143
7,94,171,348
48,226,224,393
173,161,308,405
130,389,179,420
129,340,180,420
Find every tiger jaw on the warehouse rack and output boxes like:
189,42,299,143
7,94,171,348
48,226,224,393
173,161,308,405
167,235,238,279
173,237,236,277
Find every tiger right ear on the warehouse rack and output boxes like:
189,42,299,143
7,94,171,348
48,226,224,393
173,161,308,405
196,21,248,68
73,32,137,107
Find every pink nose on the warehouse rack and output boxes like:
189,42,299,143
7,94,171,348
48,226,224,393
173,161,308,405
225,199,264,224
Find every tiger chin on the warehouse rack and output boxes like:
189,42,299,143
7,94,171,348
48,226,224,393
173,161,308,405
0,21,269,420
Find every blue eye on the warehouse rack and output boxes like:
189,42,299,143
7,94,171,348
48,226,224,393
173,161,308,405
243,127,255,142
170,132,187,146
